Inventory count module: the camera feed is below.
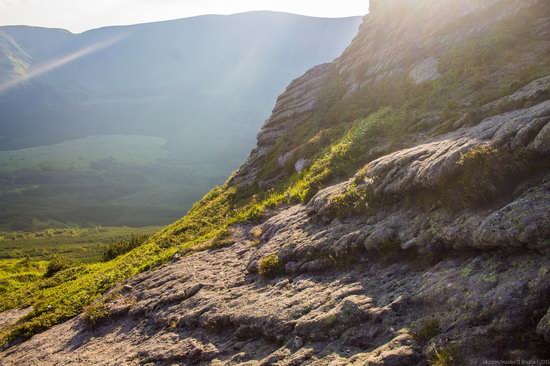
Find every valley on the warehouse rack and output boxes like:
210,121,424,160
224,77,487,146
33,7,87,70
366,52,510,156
0,11,361,230
0,134,231,230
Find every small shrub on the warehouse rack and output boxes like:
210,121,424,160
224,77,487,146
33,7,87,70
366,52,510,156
44,255,72,278
414,318,441,343
258,253,284,277
328,183,373,218
250,226,263,246
458,145,498,168
231,183,259,206
103,234,149,261
461,266,473,277
430,345,459,366
437,144,503,206
202,229,235,250
324,313,338,326
83,301,110,328
377,237,402,254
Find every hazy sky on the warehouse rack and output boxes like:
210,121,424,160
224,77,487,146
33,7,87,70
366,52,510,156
0,0,369,33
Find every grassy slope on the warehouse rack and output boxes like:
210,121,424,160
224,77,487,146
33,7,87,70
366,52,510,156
0,226,160,263
1,3,549,345
0,226,160,340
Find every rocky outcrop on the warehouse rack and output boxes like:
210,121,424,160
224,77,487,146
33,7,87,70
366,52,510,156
0,308,32,333
409,58,440,85
362,100,550,198
538,307,550,344
257,64,335,148
231,63,335,185
300,91,550,256
336,0,529,90
234,0,548,187
1,220,548,365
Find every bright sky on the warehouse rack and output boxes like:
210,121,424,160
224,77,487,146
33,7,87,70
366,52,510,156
0,0,369,33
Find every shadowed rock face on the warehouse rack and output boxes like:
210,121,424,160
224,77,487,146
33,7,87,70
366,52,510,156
2,0,550,364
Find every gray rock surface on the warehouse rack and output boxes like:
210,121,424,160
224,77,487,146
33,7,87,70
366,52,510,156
537,307,550,343
1,224,548,365
0,308,32,334
409,58,440,84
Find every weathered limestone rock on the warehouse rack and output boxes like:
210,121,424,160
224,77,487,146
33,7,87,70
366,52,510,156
409,57,440,84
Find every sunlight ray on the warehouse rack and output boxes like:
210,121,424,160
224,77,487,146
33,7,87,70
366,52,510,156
0,33,128,93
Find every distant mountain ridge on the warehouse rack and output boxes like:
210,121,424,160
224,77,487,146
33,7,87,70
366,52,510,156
0,12,362,149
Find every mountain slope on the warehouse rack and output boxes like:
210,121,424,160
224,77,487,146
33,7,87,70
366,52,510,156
1,0,550,364
0,12,361,230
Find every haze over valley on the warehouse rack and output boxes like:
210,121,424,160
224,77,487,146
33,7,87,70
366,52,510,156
0,12,361,229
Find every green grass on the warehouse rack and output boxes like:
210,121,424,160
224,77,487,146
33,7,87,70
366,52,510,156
0,240,174,342
430,346,459,366
0,258,48,300
0,226,161,263
82,300,111,328
0,226,161,342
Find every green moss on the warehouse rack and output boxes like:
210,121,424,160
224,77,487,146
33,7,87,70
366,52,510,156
482,273,498,284
461,266,473,277
258,254,284,277
324,313,338,326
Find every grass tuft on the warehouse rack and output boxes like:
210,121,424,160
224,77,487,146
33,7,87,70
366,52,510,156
258,254,284,277
430,345,459,366
413,318,441,343
44,255,72,278
83,301,111,328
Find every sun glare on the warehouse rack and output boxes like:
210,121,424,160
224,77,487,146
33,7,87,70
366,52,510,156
0,33,128,93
